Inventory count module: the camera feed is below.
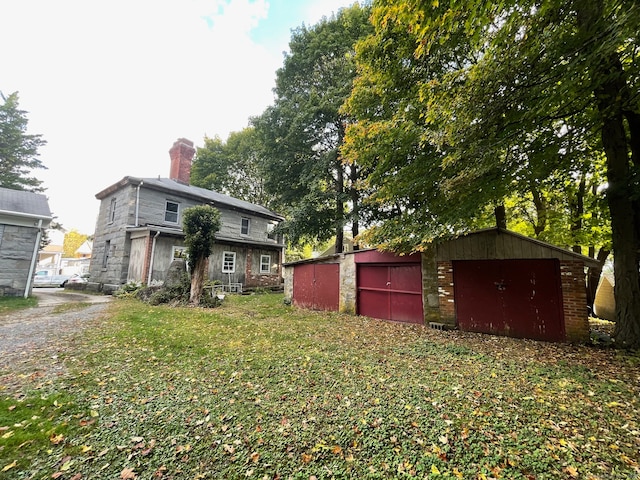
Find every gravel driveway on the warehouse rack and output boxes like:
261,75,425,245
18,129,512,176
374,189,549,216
0,289,113,394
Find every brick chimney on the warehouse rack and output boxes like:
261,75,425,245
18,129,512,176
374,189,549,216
169,138,196,184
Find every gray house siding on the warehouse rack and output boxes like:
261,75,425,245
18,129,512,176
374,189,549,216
0,188,52,297
0,224,39,296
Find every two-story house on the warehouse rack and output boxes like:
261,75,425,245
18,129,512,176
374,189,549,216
89,138,285,292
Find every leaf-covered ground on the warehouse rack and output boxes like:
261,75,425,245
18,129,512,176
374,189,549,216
1,294,639,479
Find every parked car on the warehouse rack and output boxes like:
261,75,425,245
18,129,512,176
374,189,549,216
67,273,89,284
33,271,72,288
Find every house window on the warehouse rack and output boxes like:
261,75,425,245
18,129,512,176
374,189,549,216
102,240,111,268
241,217,250,235
109,198,117,223
260,255,271,274
222,251,236,273
165,201,179,223
266,222,277,241
172,246,186,260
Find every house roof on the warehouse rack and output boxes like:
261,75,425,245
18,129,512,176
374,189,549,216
435,227,602,267
0,186,52,223
96,176,283,221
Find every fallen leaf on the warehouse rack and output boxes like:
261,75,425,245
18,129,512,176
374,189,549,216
120,467,136,479
301,453,313,463
2,461,17,472
431,464,440,475
565,466,578,478
50,433,64,445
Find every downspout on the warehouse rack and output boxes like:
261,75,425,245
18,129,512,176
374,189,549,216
135,181,144,226
147,231,160,284
24,219,43,298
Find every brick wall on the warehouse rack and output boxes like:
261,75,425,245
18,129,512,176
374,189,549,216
560,261,590,342
140,233,153,284
244,248,282,288
437,261,456,326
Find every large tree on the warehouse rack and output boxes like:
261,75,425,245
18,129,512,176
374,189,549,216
0,92,47,192
252,4,373,252
344,1,640,347
190,128,276,209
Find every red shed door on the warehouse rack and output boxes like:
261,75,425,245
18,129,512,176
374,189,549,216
293,263,340,311
453,259,565,342
357,264,423,323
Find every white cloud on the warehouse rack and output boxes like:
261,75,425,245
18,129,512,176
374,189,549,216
0,0,356,234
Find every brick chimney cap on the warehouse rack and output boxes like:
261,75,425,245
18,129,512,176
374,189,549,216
172,138,194,148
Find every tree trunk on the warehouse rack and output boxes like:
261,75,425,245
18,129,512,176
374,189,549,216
570,174,586,254
494,204,507,229
586,248,610,313
335,158,345,254
530,187,546,237
575,0,640,348
576,0,640,348
189,256,208,305
350,163,360,251
594,61,640,347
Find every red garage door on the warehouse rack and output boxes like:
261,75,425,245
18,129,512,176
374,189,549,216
357,264,423,323
293,263,340,311
453,259,565,342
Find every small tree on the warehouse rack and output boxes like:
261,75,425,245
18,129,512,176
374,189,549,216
182,205,221,305
63,229,89,258
0,92,47,192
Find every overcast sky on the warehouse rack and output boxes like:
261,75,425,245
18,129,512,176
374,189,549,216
1,0,357,235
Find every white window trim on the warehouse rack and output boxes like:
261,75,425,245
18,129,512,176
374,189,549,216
222,251,236,273
260,255,271,274
165,200,179,224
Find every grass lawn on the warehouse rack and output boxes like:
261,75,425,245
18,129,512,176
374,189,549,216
1,294,639,479
0,295,37,315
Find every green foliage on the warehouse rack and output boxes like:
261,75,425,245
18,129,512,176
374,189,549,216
2,297,640,478
124,274,221,308
190,135,228,192
182,205,221,271
252,4,373,248
342,0,631,253
191,129,278,209
0,392,90,478
0,91,47,192
113,280,144,298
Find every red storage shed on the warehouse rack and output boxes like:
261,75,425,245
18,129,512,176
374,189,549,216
284,228,599,343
